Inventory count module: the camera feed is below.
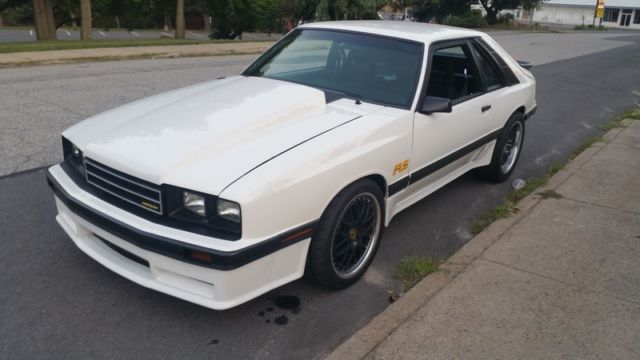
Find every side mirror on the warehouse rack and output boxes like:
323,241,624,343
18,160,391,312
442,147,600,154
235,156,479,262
517,60,533,70
420,96,452,115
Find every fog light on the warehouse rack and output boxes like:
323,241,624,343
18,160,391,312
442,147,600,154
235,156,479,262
72,144,82,158
183,192,206,217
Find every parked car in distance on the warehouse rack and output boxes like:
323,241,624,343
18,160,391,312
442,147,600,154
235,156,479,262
47,21,536,310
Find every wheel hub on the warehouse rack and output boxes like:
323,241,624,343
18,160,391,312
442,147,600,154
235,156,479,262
330,193,381,279
348,228,358,241
500,122,523,174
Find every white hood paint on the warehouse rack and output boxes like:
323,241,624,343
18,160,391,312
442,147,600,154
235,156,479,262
64,76,375,195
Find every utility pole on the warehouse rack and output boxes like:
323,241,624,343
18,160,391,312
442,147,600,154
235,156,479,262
80,0,92,40
593,0,605,26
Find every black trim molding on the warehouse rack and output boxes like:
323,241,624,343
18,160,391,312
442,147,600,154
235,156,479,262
388,176,410,197
525,105,537,120
47,170,317,271
387,128,502,196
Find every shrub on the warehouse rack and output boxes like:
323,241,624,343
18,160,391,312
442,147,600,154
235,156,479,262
497,12,514,24
443,11,488,28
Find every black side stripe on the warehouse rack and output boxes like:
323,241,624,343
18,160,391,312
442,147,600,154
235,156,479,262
388,176,410,197
388,129,502,196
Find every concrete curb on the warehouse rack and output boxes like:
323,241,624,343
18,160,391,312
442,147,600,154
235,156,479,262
0,41,274,68
321,119,634,360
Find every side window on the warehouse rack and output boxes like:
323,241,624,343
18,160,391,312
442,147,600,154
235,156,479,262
475,38,519,86
426,44,480,102
471,43,503,91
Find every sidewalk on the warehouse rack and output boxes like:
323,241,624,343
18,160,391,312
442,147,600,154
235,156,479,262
326,119,640,360
0,41,274,67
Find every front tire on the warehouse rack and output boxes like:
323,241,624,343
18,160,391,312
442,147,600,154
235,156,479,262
306,179,384,289
477,111,525,183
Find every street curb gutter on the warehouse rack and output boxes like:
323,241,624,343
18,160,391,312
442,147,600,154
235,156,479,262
321,119,631,360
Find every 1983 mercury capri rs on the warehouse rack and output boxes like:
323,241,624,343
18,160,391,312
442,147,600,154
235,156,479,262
47,21,536,310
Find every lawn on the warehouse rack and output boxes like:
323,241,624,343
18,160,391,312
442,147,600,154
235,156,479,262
0,38,263,54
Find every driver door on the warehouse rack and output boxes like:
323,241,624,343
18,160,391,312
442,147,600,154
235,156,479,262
409,39,498,189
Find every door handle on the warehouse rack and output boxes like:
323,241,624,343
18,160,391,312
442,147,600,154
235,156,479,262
481,105,492,112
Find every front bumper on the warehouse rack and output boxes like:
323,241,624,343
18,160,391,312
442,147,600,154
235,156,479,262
47,164,312,310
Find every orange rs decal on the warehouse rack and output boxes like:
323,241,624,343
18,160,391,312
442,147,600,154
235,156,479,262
393,160,409,176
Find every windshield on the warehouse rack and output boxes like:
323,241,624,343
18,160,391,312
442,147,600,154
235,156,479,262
243,29,424,109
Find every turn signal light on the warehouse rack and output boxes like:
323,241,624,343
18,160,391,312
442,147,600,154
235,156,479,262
189,250,213,264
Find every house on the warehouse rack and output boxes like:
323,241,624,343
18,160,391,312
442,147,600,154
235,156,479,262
523,0,640,28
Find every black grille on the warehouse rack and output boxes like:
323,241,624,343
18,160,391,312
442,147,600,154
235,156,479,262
84,158,163,215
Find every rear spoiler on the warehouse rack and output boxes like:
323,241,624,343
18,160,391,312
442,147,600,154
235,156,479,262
517,60,533,70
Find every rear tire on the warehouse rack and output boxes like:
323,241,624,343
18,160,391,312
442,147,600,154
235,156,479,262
476,111,525,183
306,179,384,289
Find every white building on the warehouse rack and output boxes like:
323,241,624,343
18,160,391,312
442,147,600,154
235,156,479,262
524,0,640,28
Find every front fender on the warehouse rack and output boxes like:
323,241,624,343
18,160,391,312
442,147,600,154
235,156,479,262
240,108,414,235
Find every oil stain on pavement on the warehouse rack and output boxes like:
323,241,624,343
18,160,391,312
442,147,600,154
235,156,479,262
257,294,301,325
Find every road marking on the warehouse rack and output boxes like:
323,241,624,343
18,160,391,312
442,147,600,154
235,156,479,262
98,31,106,37
30,29,34,36
632,90,640,97
161,32,174,38
188,31,204,38
64,29,71,36
130,31,140,37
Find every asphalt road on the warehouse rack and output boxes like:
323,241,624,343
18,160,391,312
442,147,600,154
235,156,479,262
2,33,640,359
0,28,208,42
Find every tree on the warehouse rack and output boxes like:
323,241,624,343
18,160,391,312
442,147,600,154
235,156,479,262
477,0,519,24
280,0,318,24
0,0,33,25
205,0,256,39
32,0,56,40
412,0,473,23
175,0,185,38
80,0,91,39
254,0,283,33
520,0,545,24
315,0,380,21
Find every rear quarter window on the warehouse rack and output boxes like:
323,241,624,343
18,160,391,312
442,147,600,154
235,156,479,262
475,38,519,86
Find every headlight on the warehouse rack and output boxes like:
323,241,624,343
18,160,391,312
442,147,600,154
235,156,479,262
217,199,241,223
165,185,242,239
183,191,207,217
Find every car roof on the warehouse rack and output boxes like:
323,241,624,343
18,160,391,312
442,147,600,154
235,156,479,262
298,21,483,44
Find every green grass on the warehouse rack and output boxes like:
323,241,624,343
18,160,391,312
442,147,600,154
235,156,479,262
470,106,640,236
470,203,513,235
394,256,439,290
0,38,270,54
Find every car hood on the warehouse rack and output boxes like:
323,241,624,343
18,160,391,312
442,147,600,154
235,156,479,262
63,76,371,195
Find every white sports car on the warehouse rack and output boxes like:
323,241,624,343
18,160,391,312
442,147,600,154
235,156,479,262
47,21,536,310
